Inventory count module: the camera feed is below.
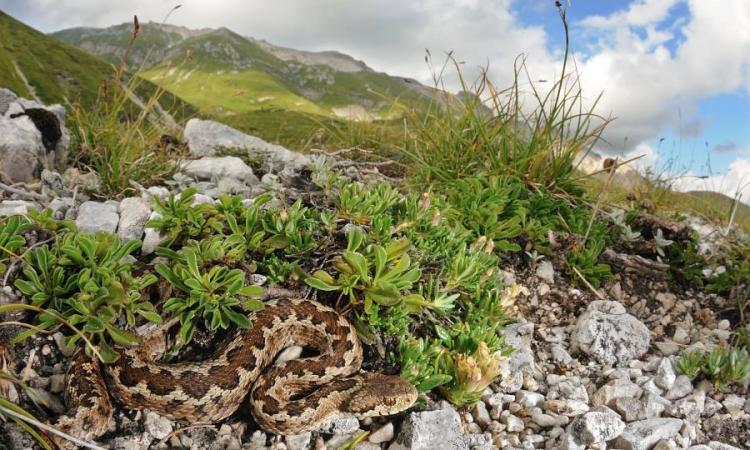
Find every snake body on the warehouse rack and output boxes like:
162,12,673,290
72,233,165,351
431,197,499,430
54,299,417,445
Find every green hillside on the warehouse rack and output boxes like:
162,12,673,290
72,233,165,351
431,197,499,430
0,11,112,105
0,11,195,120
52,22,442,119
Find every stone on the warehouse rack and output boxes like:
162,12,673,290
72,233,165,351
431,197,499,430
318,415,360,434
388,407,468,450
0,88,17,115
566,406,625,446
0,94,69,183
515,390,545,409
708,442,743,450
571,300,650,366
117,197,151,241
665,375,693,400
144,411,173,440
544,399,590,416
612,397,643,422
75,201,119,234
179,156,259,184
500,412,524,432
673,327,690,344
547,379,589,403
655,358,677,390
49,374,65,394
285,432,312,450
613,418,683,450
48,197,74,219
641,392,671,419
550,344,573,365
141,211,166,254
654,439,679,450
666,391,705,418
368,422,394,444
0,200,38,217
593,378,643,407
183,118,310,170
703,397,723,417
497,322,536,393
471,402,491,429
536,260,555,283
722,394,745,417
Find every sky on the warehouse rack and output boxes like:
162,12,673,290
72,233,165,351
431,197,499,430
2,0,749,200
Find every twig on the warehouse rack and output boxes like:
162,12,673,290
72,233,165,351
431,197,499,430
0,182,48,201
572,267,605,300
0,404,108,450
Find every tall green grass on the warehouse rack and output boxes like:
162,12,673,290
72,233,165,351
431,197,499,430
68,16,182,198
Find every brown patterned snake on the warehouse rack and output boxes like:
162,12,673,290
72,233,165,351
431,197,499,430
52,298,418,446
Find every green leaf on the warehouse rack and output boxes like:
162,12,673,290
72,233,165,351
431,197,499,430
238,285,263,297
417,374,452,392
241,299,265,311
224,307,251,328
105,324,138,346
138,310,163,324
343,251,369,281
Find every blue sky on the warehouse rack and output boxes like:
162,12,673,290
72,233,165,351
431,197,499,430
1,0,749,198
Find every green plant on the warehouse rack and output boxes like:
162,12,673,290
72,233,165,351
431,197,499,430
0,216,31,273
148,188,218,248
305,229,422,312
14,233,160,362
396,338,452,393
156,248,264,346
68,17,179,198
676,350,705,379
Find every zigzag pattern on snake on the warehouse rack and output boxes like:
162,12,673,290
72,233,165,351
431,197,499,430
53,298,418,446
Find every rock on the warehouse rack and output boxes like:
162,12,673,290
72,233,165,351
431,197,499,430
500,411,524,432
285,432,312,450
703,397,723,417
666,391,705,418
49,374,65,394
550,343,573,365
471,402,491,429
536,260,555,283
184,118,310,171
655,358,677,390
41,169,68,196
179,156,259,184
613,418,683,450
117,197,151,241
368,422,394,444
665,375,693,400
545,399,590,416
0,200,38,216
75,201,119,234
722,394,745,417
654,439,679,450
144,411,173,440
141,211,165,254
0,93,69,183
571,300,650,366
566,406,625,447
547,379,589,403
708,442,743,450
612,397,643,422
673,327,690,345
515,390,545,409
318,415,360,434
388,407,468,450
0,88,17,115
48,197,74,219
497,322,536,393
593,378,643,407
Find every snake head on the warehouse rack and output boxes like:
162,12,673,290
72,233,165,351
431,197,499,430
345,373,418,418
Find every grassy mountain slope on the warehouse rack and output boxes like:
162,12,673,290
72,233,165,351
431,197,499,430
0,11,112,105
0,11,195,120
52,22,441,119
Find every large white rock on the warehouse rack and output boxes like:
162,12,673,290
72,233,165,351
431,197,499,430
0,90,69,182
389,407,468,450
76,201,119,234
183,118,310,170
571,300,650,366
117,197,152,242
565,406,626,447
0,200,38,217
179,156,259,184
613,418,683,450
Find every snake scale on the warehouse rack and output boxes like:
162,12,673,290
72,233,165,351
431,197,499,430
52,298,418,446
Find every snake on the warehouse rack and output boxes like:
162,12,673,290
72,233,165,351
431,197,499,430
51,298,418,447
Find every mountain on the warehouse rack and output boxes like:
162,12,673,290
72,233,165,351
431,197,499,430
0,11,195,118
52,22,442,120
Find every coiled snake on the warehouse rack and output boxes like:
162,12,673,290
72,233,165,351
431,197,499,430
53,298,418,446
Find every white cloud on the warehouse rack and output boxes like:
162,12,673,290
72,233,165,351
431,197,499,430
672,158,750,202
581,0,680,28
